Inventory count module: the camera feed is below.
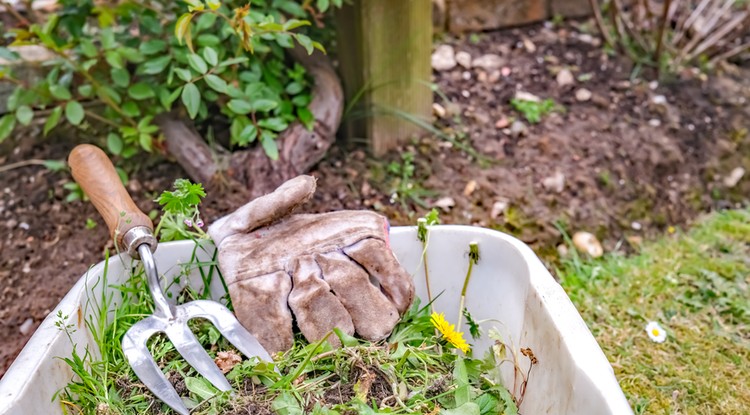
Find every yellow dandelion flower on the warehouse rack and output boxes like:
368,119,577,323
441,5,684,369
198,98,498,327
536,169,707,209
430,312,470,353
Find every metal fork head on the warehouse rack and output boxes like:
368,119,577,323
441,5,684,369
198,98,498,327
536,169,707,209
122,245,273,415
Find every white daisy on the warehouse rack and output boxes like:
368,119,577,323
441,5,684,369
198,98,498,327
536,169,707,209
645,321,667,343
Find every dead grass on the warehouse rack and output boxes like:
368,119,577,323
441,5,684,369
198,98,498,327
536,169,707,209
559,209,750,414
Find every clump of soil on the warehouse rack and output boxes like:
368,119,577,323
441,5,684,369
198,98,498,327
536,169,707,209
2,18,750,377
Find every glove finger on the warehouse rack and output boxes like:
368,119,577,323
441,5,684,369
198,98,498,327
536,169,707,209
343,238,414,314
316,252,399,341
229,270,294,355
288,255,354,347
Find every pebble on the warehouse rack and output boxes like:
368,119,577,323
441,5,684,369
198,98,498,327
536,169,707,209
455,51,472,69
723,167,745,188
431,44,456,71
515,91,541,102
577,33,595,44
648,118,662,127
463,180,478,196
495,116,510,129
556,68,575,87
19,318,34,335
575,88,592,102
490,199,509,219
432,102,447,118
572,231,603,258
489,70,502,82
501,67,512,77
522,38,537,53
434,196,456,211
542,171,566,193
461,71,472,80
631,221,642,231
472,54,505,71
510,120,528,137
649,80,659,90
461,90,470,98
557,244,569,257
6,219,17,229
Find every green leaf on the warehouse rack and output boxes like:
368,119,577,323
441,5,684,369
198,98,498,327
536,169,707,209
252,99,278,112
285,82,304,95
283,19,311,31
160,87,183,110
142,55,172,75
475,393,499,415
312,41,326,54
158,179,206,214
107,133,123,155
181,83,200,119
175,13,194,47
184,377,217,401
261,130,279,160
186,53,208,74
43,106,62,136
78,39,98,58
0,47,20,61
316,0,330,13
298,107,314,130
218,57,249,67
227,99,253,115
111,67,130,88
202,47,218,66
78,84,93,98
121,101,141,117
64,101,84,126
258,117,288,132
0,114,15,143
128,83,155,100
104,50,123,69
204,74,226,93
174,67,194,82
101,28,116,50
440,402,480,415
292,94,311,107
206,0,220,10
139,39,167,55
49,85,72,100
333,327,359,347
139,133,153,152
453,356,470,406
271,392,302,415
118,47,144,63
15,105,33,126
184,0,205,11
295,34,314,55
236,124,257,145
98,85,122,104
42,160,66,172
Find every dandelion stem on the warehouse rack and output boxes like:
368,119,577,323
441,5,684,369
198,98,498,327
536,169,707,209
457,242,479,329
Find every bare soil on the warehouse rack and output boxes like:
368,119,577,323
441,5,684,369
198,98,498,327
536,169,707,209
2,19,749,378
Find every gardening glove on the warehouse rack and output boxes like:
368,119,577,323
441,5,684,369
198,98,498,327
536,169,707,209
208,175,415,355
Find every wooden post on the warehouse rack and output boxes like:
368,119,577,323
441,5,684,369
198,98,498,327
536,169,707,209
335,0,432,155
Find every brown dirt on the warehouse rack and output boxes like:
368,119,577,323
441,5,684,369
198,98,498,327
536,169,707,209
2,19,750,380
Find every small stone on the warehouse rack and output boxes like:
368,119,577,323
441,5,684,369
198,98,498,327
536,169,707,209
648,118,662,127
631,221,642,231
19,318,34,336
723,167,745,188
434,196,456,211
572,231,603,258
557,244,569,257
578,33,595,44
455,51,472,69
431,44,456,71
463,180,478,196
649,80,659,90
477,71,488,83
214,350,242,374
489,70,502,82
556,68,575,87
461,90,470,98
575,88,592,101
626,236,643,246
510,120,528,137
495,116,510,129
542,171,565,193
5,219,17,229
22,263,31,273
490,199,509,219
515,91,541,102
19,222,30,230
472,54,505,71
461,71,472,80
501,66,512,77
522,38,537,53
432,102,447,118
445,102,462,117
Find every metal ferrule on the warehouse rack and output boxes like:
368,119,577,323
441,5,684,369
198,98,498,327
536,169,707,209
122,226,158,259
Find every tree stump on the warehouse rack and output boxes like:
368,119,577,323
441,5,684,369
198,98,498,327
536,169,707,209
158,46,343,198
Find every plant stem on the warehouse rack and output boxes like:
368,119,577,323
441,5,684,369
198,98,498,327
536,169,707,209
456,242,479,329
0,0,31,26
0,159,53,173
653,0,673,73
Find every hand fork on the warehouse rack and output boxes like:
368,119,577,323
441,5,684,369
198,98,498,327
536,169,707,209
69,145,273,415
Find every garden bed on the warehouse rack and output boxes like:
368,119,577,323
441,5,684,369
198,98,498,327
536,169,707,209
2,18,750,378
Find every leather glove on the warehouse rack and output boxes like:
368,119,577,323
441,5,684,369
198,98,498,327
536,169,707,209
208,175,415,355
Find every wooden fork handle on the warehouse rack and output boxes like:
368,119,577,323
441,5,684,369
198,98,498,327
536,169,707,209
68,144,153,251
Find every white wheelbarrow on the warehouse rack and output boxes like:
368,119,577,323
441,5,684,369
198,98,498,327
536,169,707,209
0,225,633,414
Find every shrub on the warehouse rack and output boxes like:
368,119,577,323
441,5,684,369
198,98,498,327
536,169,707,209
0,0,341,159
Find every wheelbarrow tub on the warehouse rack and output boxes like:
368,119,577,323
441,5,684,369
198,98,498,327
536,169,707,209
0,225,633,414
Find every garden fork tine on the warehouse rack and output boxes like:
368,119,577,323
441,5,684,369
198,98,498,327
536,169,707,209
69,145,273,415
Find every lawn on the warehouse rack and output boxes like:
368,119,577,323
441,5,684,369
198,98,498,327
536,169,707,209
559,210,750,414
